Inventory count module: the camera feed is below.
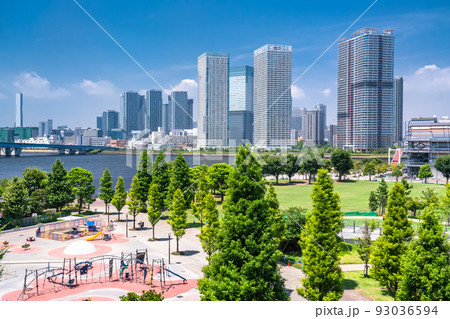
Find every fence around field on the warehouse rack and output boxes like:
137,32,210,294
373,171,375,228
1,211,73,230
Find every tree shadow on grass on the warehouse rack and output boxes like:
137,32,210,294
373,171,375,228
343,278,358,290
335,179,357,183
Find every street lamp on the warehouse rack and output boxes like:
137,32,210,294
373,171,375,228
168,233,171,264
126,212,128,238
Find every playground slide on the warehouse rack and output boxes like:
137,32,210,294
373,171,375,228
86,232,103,241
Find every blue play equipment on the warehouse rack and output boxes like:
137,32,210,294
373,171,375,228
165,268,187,284
75,261,93,275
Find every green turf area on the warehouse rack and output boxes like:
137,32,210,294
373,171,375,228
273,180,445,213
343,270,394,301
340,242,363,264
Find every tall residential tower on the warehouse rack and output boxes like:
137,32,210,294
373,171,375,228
253,44,292,149
229,66,254,145
197,52,229,148
394,77,403,143
337,28,394,151
16,92,23,127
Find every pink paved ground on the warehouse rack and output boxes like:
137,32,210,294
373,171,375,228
9,246,42,254
47,244,112,258
2,278,197,301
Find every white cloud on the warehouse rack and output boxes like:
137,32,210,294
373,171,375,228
414,64,439,75
322,88,331,97
14,72,70,98
77,79,117,96
291,84,306,100
171,79,198,93
404,64,450,119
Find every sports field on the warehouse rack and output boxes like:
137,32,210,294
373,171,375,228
274,180,446,213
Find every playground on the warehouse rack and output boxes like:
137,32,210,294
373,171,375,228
0,200,205,301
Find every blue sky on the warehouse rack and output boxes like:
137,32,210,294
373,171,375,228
1,0,450,129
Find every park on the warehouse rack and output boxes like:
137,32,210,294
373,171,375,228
1,147,450,301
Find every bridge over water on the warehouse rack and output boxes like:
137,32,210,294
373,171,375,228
0,142,124,157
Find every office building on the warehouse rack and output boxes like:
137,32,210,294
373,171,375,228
198,52,229,148
145,89,163,132
405,116,450,177
102,110,119,137
168,91,193,132
394,77,404,143
162,103,169,134
329,124,337,147
14,127,38,140
337,28,394,151
292,107,303,133
301,105,326,146
120,91,145,136
39,119,53,137
229,66,254,112
229,111,253,146
16,92,23,127
96,116,103,131
253,44,292,149
0,128,15,143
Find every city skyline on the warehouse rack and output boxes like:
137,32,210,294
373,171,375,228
1,1,449,129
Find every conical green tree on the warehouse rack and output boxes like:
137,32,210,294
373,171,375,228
46,159,74,212
147,183,163,240
370,182,414,298
127,176,142,230
198,193,220,263
152,151,170,207
397,208,450,300
3,176,28,219
368,191,378,212
191,170,210,228
198,146,288,301
136,151,152,212
111,176,127,221
297,169,344,301
166,154,192,208
99,168,115,219
376,178,389,216
168,188,187,253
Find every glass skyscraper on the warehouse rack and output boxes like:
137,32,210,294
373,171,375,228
168,91,193,131
120,91,145,136
253,44,292,149
229,66,254,145
337,28,394,151
394,77,403,143
145,89,163,132
16,92,23,127
229,66,253,112
197,52,229,148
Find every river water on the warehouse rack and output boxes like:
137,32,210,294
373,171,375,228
0,152,235,191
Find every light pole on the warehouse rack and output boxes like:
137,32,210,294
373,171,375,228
168,233,171,264
126,212,128,238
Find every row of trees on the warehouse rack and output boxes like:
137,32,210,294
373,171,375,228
359,182,450,300
260,148,354,184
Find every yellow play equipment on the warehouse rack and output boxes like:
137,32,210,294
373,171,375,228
86,232,103,241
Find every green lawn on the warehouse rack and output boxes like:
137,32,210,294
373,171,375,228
340,242,363,264
343,270,394,301
274,180,445,213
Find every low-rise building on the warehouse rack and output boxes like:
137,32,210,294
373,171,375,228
405,116,450,177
